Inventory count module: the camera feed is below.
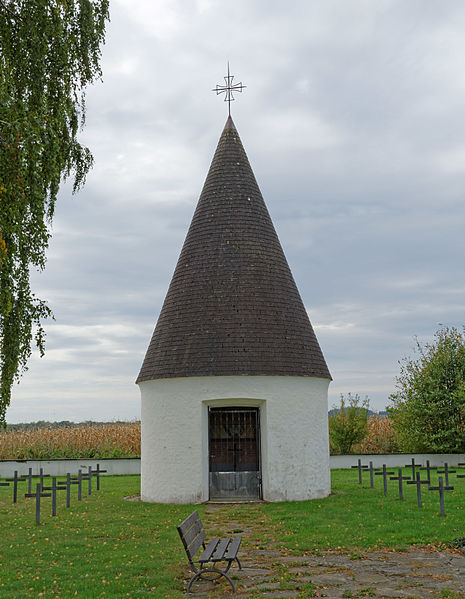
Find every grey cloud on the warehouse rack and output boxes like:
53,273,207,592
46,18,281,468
7,0,465,421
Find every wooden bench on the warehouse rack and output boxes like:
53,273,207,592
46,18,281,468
177,510,242,593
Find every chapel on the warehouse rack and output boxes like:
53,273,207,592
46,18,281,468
136,111,332,503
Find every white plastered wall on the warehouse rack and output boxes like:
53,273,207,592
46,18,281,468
139,376,330,503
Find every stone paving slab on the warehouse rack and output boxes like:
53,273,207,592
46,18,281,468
181,505,465,598
183,547,465,598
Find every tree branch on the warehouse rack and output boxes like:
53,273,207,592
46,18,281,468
0,0,19,20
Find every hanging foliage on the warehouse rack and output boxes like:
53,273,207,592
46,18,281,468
0,0,109,425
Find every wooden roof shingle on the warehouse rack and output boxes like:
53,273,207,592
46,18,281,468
136,116,331,382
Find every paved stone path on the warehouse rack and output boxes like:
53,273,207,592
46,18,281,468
184,504,465,598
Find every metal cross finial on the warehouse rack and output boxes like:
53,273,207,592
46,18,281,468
212,63,246,116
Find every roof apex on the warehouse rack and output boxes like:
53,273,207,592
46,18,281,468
223,115,236,131
137,118,331,383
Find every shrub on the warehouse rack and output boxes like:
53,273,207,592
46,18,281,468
329,393,370,454
388,326,465,453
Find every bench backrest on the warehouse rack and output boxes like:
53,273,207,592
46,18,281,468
177,510,206,565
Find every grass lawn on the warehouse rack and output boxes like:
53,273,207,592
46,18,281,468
0,469,464,598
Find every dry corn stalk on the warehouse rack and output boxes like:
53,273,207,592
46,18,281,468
353,415,399,454
0,422,141,459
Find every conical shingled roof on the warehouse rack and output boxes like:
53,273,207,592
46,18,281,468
137,116,331,383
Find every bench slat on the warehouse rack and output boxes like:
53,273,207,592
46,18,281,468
199,538,220,563
182,518,203,549
187,529,206,559
224,536,241,560
211,537,231,561
178,510,200,536
177,511,207,560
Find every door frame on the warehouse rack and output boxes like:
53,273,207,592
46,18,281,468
206,404,263,500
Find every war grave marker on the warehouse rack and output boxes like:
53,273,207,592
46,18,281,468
0,463,107,525
457,462,465,479
57,473,77,508
366,461,381,488
70,469,86,501
351,459,368,484
25,483,52,525
5,470,26,503
90,463,107,490
41,477,68,517
406,471,430,507
389,468,411,500
352,458,463,516
420,460,437,485
437,462,456,486
428,476,454,516
374,464,394,496
85,465,93,495
24,467,49,494
404,457,422,481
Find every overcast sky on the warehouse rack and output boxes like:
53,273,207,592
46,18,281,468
7,0,465,422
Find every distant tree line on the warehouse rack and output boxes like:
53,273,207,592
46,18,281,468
5,420,140,432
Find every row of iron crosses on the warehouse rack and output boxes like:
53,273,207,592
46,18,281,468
352,458,465,516
0,464,107,524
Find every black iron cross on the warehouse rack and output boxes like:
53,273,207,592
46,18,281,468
90,463,107,491
70,469,90,501
406,471,429,507
25,483,52,525
212,63,246,116
351,459,368,484
375,464,395,496
5,470,26,503
429,476,454,516
390,468,411,500
367,461,381,489
41,477,67,517
420,460,437,485
405,457,423,481
70,470,84,501
25,467,49,494
437,463,456,487
457,462,465,479
86,466,93,495
57,473,78,508
26,467,34,494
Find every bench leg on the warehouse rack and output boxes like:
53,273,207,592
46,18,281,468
187,567,236,594
222,557,242,574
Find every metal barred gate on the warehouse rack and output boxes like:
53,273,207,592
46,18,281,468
208,407,261,500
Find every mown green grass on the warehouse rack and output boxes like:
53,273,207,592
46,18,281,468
213,467,465,556
0,475,194,598
262,467,465,552
0,469,464,598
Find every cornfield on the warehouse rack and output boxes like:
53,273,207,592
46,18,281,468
0,422,141,459
1,416,399,459
353,415,399,454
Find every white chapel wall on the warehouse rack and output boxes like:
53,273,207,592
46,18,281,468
139,375,330,503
